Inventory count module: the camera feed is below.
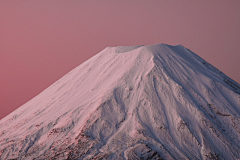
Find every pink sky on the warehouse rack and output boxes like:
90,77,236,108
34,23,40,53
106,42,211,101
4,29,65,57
0,1,240,120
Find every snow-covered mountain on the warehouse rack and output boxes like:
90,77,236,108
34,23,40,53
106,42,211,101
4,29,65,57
1,44,240,160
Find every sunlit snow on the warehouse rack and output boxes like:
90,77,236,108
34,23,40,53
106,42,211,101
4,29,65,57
0,44,240,159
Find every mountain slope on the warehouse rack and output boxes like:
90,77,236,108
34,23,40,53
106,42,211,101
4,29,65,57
0,44,240,159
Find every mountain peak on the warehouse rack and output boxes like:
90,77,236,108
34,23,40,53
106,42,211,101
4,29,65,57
108,43,180,54
106,44,190,63
0,44,240,159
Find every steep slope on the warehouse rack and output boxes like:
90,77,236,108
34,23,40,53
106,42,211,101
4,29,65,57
0,44,240,160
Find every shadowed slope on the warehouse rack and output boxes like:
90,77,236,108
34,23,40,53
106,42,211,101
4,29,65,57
0,44,240,159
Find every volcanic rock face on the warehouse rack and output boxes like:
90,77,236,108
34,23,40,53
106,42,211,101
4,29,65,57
0,44,240,159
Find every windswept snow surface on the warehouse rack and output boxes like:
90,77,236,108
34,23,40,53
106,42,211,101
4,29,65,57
1,44,240,159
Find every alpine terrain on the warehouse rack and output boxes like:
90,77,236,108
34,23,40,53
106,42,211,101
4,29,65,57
0,44,240,160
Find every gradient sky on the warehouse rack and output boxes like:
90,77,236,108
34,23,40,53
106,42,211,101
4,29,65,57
0,1,240,120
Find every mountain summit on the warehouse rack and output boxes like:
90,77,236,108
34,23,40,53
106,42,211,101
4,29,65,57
1,44,240,159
